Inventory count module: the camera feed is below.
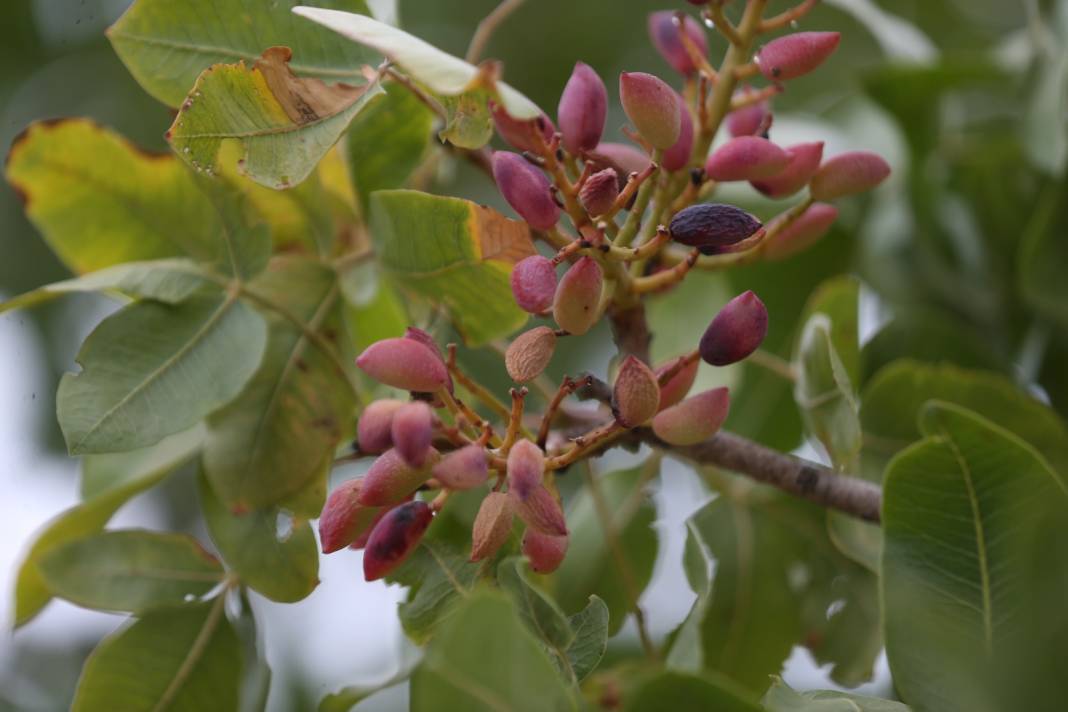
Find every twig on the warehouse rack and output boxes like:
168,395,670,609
496,387,529,453
466,0,527,63
747,349,797,381
538,375,589,447
759,0,819,32
640,429,882,522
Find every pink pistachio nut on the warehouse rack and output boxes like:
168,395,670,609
757,31,841,81
391,401,434,468
699,291,769,366
432,444,489,490
705,136,790,181
620,71,681,150
357,398,405,454
612,355,661,427
362,500,433,581
491,101,555,153
492,151,561,230
470,492,515,562
552,256,603,335
655,355,700,411
648,11,708,76
558,62,608,155
319,478,381,553
750,141,824,198
356,338,450,393
579,168,621,217
523,529,569,573
511,255,558,314
652,387,730,445
764,202,839,260
358,447,438,507
809,151,891,201
661,91,695,172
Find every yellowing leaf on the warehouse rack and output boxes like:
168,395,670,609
168,46,384,190
369,190,535,345
5,120,221,273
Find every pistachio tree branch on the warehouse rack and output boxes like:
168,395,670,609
466,0,527,63
575,375,882,522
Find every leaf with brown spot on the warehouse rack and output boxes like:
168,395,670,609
168,46,385,190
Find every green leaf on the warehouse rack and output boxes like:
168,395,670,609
564,596,609,683
409,589,575,712
4,120,223,273
107,0,379,108
762,676,910,712
346,81,434,213
860,308,1006,383
669,495,880,692
38,530,224,613
81,425,204,500
552,465,658,636
798,276,860,386
57,293,268,454
72,599,240,712
387,540,481,644
622,671,761,712
794,313,861,468
198,471,319,602
291,8,541,121
438,90,494,150
862,359,1068,483
1019,180,1068,330
369,190,535,345
882,403,1068,711
0,259,212,315
497,557,578,681
498,557,573,649
192,174,273,280
204,258,355,512
14,432,197,627
168,47,385,190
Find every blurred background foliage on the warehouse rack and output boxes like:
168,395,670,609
1,0,1065,709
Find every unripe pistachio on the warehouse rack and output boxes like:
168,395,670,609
357,398,405,454
751,141,824,198
727,95,772,137
319,478,381,553
356,338,450,392
552,257,602,335
511,255,558,314
662,92,695,172
809,151,891,201
505,326,557,383
391,401,433,467
612,355,661,427
652,387,730,445
705,136,790,181
512,484,568,536
492,151,560,230
647,11,708,76
363,500,433,581
655,355,700,411
558,62,607,155
359,448,438,506
432,444,489,490
491,101,555,153
579,168,620,217
507,439,545,496
350,498,411,550
620,72,681,150
404,326,454,395
669,203,763,254
522,529,569,573
757,31,841,81
764,203,838,260
700,291,768,366
470,492,514,562
589,142,652,179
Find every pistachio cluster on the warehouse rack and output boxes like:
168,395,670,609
320,1,891,581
